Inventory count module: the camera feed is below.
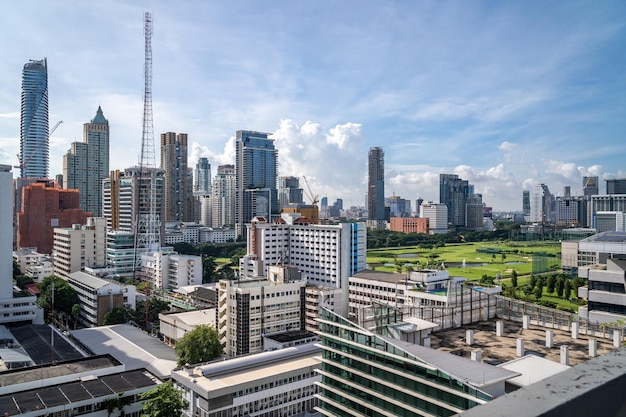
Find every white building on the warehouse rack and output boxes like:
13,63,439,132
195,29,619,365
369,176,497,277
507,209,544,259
0,165,40,325
241,214,367,318
578,259,626,324
199,227,236,244
105,230,136,278
172,343,320,417
67,271,137,327
141,251,202,290
52,217,107,279
211,164,235,228
12,247,46,274
594,211,626,233
24,256,53,281
420,202,449,234
159,309,216,347
218,266,307,357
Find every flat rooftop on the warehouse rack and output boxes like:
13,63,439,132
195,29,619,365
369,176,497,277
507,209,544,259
429,319,615,367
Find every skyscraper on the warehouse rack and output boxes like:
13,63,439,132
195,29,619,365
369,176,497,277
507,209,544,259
367,147,385,220
20,58,49,179
583,176,599,197
278,176,303,209
606,179,626,195
63,106,110,217
211,164,236,228
194,157,211,194
235,130,278,237
529,183,552,223
440,173,469,228
160,132,192,222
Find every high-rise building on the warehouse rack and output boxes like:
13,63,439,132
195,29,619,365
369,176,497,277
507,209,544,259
20,58,49,179
420,202,449,234
583,176,599,197
193,157,211,194
212,164,236,228
523,190,531,217
367,147,385,221
160,132,192,222
52,217,107,279
235,130,278,237
102,167,165,238
530,183,553,223
278,176,303,209
465,193,484,231
440,173,470,228
606,179,626,195
63,107,110,217
0,165,38,323
17,180,91,255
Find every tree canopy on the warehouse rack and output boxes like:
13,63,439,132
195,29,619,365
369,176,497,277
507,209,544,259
139,380,188,417
37,276,79,318
175,324,223,366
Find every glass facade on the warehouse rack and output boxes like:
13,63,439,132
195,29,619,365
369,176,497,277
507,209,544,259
316,309,491,417
20,58,49,178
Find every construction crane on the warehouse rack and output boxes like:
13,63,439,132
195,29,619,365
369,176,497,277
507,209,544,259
302,175,319,206
16,120,63,172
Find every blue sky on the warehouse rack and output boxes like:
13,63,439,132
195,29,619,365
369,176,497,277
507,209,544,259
1,1,625,211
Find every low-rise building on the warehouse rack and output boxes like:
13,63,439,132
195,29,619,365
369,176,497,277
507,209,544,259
172,343,321,417
389,217,429,234
159,309,217,347
142,251,202,290
67,271,137,327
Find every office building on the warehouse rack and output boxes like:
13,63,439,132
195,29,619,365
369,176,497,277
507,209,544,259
52,217,107,279
20,58,49,179
217,268,307,357
17,180,91,255
555,195,584,227
63,106,109,216
440,173,470,228
193,157,211,194
105,230,136,278
211,164,236,228
583,176,599,197
420,202,448,234
173,344,320,417
522,190,530,217
368,147,385,221
235,130,278,238
241,214,367,317
161,132,193,222
590,194,626,229
465,193,484,231
529,183,553,223
1,165,39,324
279,176,304,209
389,217,429,234
141,251,201,290
315,309,514,416
595,211,626,232
67,271,137,327
605,179,626,195
388,194,411,218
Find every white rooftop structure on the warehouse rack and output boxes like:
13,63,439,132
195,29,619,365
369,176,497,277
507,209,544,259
497,354,570,389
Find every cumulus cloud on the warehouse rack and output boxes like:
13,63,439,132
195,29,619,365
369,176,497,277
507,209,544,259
497,141,516,151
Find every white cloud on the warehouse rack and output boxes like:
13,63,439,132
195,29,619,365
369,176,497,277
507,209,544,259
498,141,516,151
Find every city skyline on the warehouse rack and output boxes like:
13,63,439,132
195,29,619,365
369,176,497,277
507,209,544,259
1,2,625,210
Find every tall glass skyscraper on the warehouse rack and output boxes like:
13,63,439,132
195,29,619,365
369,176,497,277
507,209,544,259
235,130,278,238
368,147,385,220
194,157,211,194
20,58,49,178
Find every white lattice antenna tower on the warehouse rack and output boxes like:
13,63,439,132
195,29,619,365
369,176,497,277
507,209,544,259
134,11,160,275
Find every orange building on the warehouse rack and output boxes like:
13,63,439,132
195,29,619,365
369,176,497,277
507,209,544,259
389,217,429,234
282,204,319,224
17,180,92,255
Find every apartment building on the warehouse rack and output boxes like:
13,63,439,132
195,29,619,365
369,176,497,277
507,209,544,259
578,258,626,324
52,217,106,278
218,266,306,357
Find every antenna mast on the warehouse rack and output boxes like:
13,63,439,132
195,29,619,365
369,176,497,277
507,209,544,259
134,11,160,282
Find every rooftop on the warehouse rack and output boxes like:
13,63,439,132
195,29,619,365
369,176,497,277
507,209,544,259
581,230,626,243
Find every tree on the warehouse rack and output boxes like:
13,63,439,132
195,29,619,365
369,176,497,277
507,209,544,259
529,274,536,289
563,278,572,299
501,252,507,263
139,380,188,417
511,270,518,288
555,276,565,298
533,286,543,300
175,325,223,366
37,276,79,319
202,256,218,283
15,275,34,289
13,259,22,278
71,304,81,330
103,307,129,325
546,275,556,294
